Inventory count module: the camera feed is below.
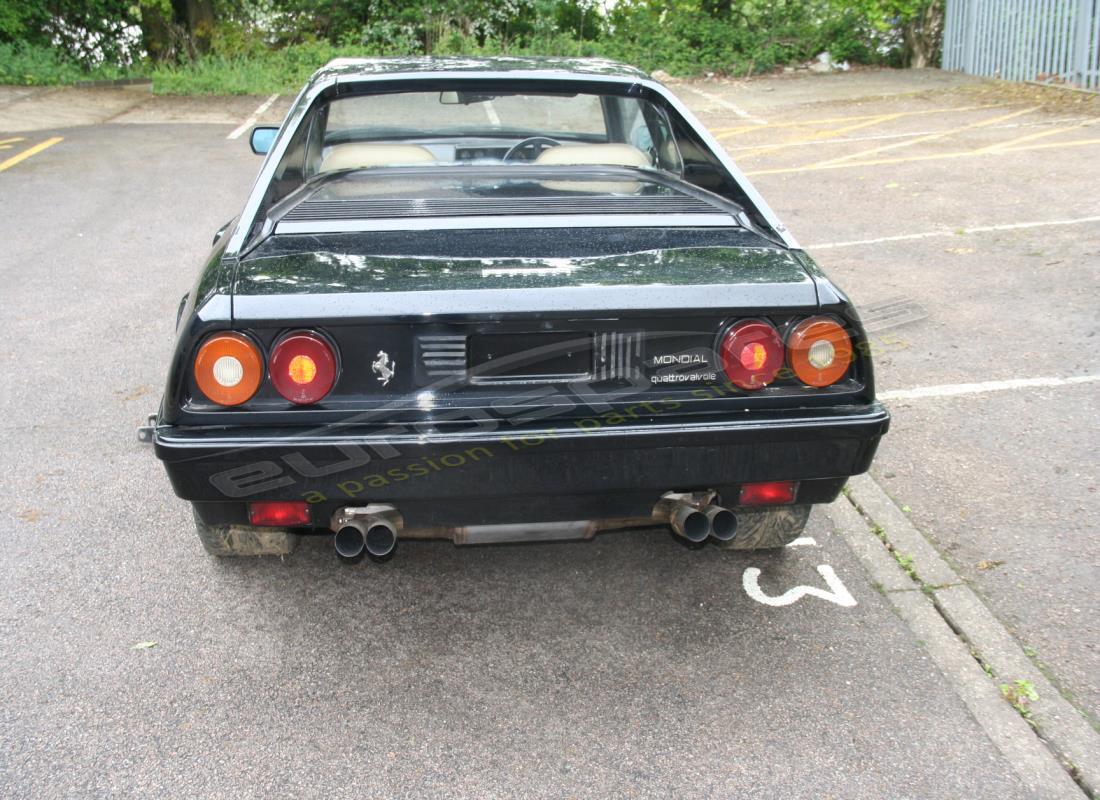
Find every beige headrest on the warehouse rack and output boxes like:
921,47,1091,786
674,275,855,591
320,143,436,172
534,143,651,168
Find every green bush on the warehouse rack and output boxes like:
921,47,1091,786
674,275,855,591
0,41,129,85
0,1,938,93
600,1,891,76
149,42,362,94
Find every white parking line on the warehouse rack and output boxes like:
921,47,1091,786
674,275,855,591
725,118,1093,152
227,94,280,140
880,374,1100,401
743,565,857,607
787,537,818,547
483,99,501,127
678,84,766,125
808,215,1100,250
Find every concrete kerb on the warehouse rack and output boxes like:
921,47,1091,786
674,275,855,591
835,474,1100,798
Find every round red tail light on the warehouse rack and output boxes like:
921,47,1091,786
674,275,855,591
787,317,853,387
719,321,784,390
270,331,337,405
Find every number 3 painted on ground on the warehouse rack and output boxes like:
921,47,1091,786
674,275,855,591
742,565,857,608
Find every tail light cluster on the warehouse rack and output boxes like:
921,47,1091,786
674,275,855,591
193,329,338,407
719,317,853,391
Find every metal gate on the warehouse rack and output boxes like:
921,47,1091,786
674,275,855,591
943,0,1100,90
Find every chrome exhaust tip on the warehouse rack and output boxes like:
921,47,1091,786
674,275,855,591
334,523,367,560
670,503,710,543
702,505,738,542
364,520,397,559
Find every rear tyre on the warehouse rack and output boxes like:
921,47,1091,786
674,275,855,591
716,504,811,551
192,507,300,557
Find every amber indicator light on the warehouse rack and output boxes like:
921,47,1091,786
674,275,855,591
193,332,263,406
787,317,852,387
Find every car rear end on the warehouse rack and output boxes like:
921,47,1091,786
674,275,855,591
154,207,887,556
150,60,888,559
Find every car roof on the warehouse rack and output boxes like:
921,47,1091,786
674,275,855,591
312,56,649,85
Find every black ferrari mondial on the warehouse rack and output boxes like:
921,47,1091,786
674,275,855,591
146,56,889,561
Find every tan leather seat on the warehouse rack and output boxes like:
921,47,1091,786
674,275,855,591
534,143,652,168
319,143,435,172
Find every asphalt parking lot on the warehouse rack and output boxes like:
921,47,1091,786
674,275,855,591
682,69,1100,716
1,70,1097,798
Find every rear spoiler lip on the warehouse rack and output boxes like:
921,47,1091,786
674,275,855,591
230,282,820,323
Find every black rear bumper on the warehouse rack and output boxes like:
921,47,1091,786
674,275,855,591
154,404,889,528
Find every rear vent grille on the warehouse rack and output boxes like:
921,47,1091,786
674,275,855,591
418,335,467,377
284,195,723,221
596,332,644,382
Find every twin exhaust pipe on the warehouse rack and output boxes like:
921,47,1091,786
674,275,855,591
668,499,739,544
332,505,401,561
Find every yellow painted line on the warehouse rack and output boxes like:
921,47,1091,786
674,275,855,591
728,128,943,151
734,113,906,158
745,137,1100,176
715,123,766,139
712,104,1009,139
0,136,63,173
0,137,26,146
969,122,1093,154
807,107,1037,168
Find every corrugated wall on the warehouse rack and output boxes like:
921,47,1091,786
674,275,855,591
943,0,1100,90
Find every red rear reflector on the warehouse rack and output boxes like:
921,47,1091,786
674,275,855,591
248,501,311,527
739,481,797,506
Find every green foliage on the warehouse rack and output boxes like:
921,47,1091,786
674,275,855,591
602,0,911,75
0,41,129,84
357,21,422,56
0,0,943,92
0,41,80,84
0,1,47,43
2,1,143,66
150,41,363,94
1000,678,1039,722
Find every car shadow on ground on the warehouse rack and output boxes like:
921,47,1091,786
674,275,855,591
199,525,815,661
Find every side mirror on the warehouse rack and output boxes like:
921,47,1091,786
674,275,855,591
249,126,278,155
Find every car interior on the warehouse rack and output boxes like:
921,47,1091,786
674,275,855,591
257,85,771,234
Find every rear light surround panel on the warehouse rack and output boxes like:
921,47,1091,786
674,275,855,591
181,311,869,417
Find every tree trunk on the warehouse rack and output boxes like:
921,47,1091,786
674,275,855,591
140,4,174,63
183,0,216,54
903,0,944,68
